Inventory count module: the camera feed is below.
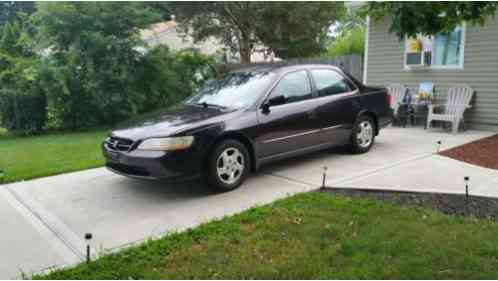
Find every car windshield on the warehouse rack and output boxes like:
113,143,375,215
186,71,275,109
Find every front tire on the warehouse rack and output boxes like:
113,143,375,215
349,115,376,154
206,139,250,192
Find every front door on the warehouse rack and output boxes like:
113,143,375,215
256,70,320,158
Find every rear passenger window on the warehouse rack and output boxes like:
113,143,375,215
311,69,355,97
270,70,312,104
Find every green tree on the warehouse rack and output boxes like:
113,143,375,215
366,2,498,39
136,45,215,112
255,2,346,59
326,9,365,58
146,2,174,21
173,2,259,63
0,2,36,25
327,25,365,58
0,18,46,133
173,2,345,62
333,7,365,37
32,2,161,129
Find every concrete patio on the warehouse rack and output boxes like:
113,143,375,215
1,126,496,279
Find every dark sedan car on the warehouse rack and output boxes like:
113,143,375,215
103,64,392,191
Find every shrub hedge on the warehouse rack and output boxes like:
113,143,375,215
0,3,215,134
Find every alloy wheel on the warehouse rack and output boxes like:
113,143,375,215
216,147,245,185
356,120,373,148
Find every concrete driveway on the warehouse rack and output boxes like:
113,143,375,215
1,127,496,278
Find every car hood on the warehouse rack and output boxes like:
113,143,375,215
111,104,239,140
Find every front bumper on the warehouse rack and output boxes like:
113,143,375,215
102,142,203,181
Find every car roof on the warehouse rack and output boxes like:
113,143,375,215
229,63,343,75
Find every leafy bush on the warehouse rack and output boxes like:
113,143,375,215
0,3,216,133
0,20,47,134
0,89,46,134
31,3,215,130
30,2,161,129
136,46,215,113
327,26,365,58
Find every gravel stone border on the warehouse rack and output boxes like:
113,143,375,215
321,187,498,221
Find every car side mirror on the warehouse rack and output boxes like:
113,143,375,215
262,95,286,113
267,95,286,107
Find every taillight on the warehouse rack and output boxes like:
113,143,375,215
386,93,392,105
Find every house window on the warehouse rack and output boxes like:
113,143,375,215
404,25,465,70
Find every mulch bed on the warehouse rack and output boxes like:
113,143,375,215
439,134,498,170
321,188,498,221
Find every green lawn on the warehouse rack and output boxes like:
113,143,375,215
0,130,107,183
37,192,498,279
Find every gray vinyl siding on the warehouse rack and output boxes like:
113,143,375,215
366,15,498,130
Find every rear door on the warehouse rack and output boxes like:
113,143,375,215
310,68,361,145
256,70,320,158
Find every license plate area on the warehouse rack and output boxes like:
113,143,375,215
105,150,120,162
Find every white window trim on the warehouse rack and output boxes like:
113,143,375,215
404,23,466,71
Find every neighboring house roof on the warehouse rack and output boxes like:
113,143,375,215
140,20,280,63
345,1,366,9
140,20,223,56
140,21,178,40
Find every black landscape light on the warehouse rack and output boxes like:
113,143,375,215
85,233,93,264
321,166,328,190
464,176,470,202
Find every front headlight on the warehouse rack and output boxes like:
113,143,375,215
137,136,194,151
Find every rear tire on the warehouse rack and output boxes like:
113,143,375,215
349,115,376,154
205,139,250,192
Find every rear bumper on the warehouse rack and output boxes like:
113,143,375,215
102,142,203,181
378,108,394,132
379,116,392,129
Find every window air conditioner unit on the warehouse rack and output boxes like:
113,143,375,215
406,51,432,67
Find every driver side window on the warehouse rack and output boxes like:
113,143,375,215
269,71,312,104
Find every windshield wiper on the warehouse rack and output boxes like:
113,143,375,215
190,102,228,110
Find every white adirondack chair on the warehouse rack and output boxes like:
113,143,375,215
426,85,474,134
386,84,407,117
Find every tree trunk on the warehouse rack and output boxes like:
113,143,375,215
239,45,251,63
239,34,252,63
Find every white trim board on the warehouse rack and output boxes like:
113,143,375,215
363,15,370,84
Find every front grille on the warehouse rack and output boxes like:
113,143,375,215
105,136,134,152
107,162,150,177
